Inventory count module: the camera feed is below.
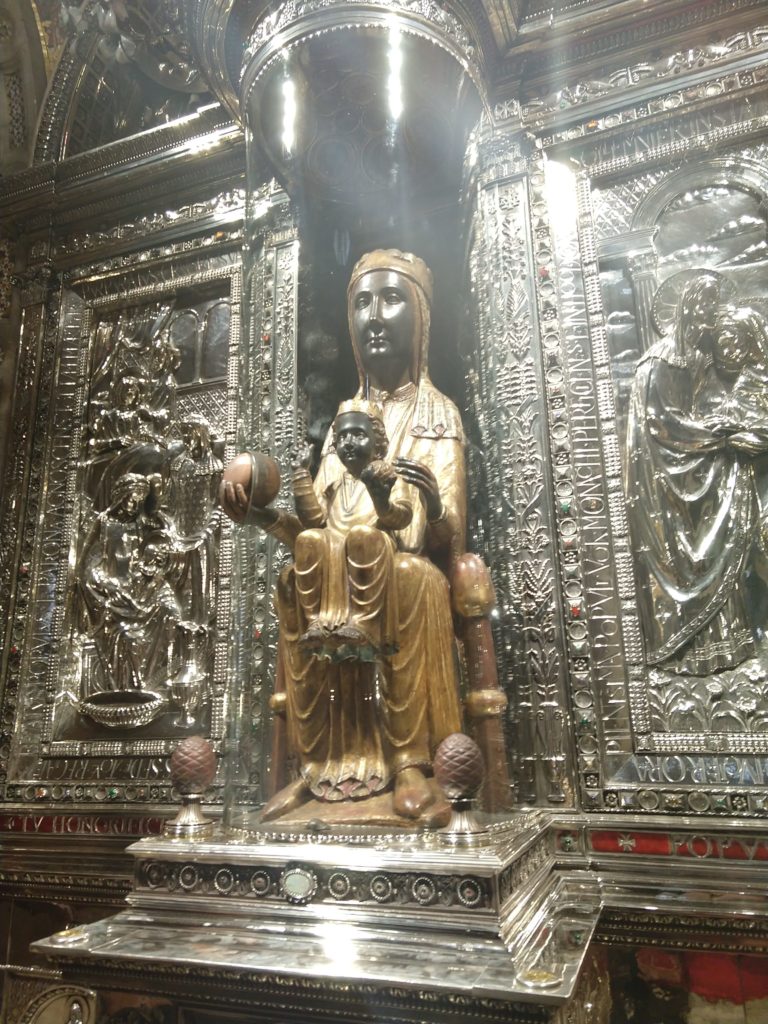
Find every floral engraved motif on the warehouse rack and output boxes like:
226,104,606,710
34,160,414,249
369,875,394,903
498,840,550,904
466,134,568,805
648,664,768,740
523,25,768,123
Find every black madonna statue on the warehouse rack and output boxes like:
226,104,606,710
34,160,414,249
221,250,468,827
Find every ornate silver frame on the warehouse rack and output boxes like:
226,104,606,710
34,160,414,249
2,248,242,809
524,40,768,817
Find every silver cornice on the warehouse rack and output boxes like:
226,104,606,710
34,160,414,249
513,0,765,58
0,109,245,240
522,23,768,130
185,0,242,121
240,0,486,109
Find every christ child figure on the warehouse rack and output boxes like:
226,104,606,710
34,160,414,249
290,399,413,662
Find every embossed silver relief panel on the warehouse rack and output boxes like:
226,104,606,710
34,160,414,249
543,113,768,811
592,145,768,754
4,261,240,801
63,298,226,735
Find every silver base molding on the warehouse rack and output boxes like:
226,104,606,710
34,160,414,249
32,809,768,1016
35,811,601,1013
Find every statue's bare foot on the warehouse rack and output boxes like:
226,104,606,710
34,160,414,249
260,778,311,822
331,622,379,662
333,622,376,647
393,766,434,819
299,621,328,651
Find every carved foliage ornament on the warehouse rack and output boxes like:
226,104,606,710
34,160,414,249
522,24,768,124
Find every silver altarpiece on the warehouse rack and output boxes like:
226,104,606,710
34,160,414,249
1,1,768,1022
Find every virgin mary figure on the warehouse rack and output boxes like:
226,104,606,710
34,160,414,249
222,250,465,825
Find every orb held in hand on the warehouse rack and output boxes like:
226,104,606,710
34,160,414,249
221,452,281,510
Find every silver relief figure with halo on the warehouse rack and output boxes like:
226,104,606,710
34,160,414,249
626,268,768,687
